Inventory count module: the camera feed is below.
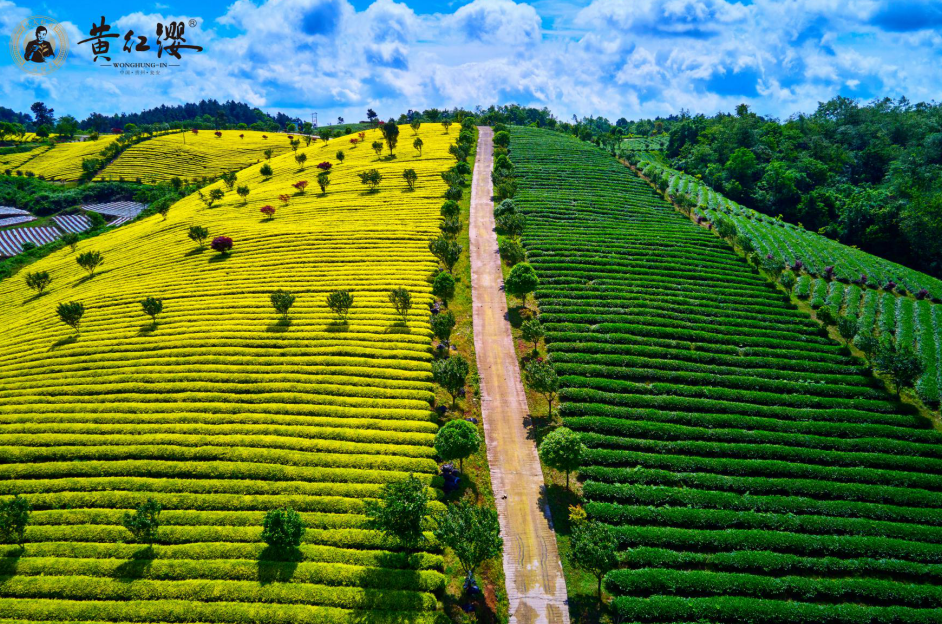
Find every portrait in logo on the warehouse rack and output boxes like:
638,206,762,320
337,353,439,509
9,16,69,75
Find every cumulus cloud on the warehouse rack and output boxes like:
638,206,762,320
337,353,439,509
1,0,939,126
447,0,542,46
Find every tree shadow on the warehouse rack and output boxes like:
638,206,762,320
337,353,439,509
266,318,292,333
384,321,412,334
112,546,154,582
0,546,23,582
207,253,232,263
540,483,580,537
325,319,349,332
506,305,531,328
23,291,51,305
49,334,78,351
184,247,206,257
137,322,158,336
74,269,111,286
378,154,398,162
257,546,300,585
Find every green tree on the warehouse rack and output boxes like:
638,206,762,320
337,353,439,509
538,426,584,489
440,200,459,219
837,315,859,345
431,310,456,348
56,301,85,332
572,520,619,600
432,271,456,304
520,318,544,351
496,213,525,239
526,359,559,417
209,188,225,205
388,287,412,322
358,168,382,191
854,330,879,364
24,271,52,295
817,305,837,327
122,498,162,544
317,171,331,194
493,131,510,148
220,171,238,190
439,217,461,239
434,419,480,471
326,289,353,320
414,137,424,155
264,148,273,160
237,185,250,204
295,152,307,169
336,150,345,164
779,270,796,294
270,290,296,320
140,297,163,325
381,119,400,155
260,163,273,178
433,501,502,584
433,355,470,408
403,168,418,190
875,340,925,398
262,507,306,552
372,140,384,156
61,232,79,252
428,236,463,273
410,119,421,134
188,225,209,248
76,250,104,276
442,120,453,133
0,495,31,547
364,474,429,546
498,238,526,266
505,263,539,307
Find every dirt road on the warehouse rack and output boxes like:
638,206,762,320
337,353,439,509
469,126,570,624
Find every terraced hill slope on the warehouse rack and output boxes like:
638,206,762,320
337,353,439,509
100,131,303,183
510,127,942,623
0,125,455,624
635,156,942,408
11,136,120,180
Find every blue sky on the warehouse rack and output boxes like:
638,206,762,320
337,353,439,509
2,0,940,124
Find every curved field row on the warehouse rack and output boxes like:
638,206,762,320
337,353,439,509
511,127,942,623
0,124,456,623
635,156,942,407
11,137,120,180
101,130,306,183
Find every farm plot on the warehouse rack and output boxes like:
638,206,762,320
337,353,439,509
100,131,299,183
635,156,942,408
11,137,120,180
511,127,942,623
1,144,52,170
637,156,942,300
0,124,456,624
0,226,60,257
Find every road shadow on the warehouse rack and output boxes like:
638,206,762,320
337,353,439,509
112,546,154,582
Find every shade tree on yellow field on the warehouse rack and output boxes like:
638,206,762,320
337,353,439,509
0,123,458,624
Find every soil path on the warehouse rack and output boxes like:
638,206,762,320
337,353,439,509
469,126,570,624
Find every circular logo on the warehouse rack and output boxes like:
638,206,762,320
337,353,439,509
9,16,69,75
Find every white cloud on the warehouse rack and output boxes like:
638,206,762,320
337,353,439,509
0,0,938,126
447,0,542,46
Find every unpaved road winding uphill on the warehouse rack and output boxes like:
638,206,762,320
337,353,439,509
469,126,570,624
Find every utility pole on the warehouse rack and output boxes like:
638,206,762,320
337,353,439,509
311,113,318,129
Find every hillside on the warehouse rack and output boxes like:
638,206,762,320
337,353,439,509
0,125,455,623
10,137,120,181
633,156,942,409
509,127,942,622
100,131,297,183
